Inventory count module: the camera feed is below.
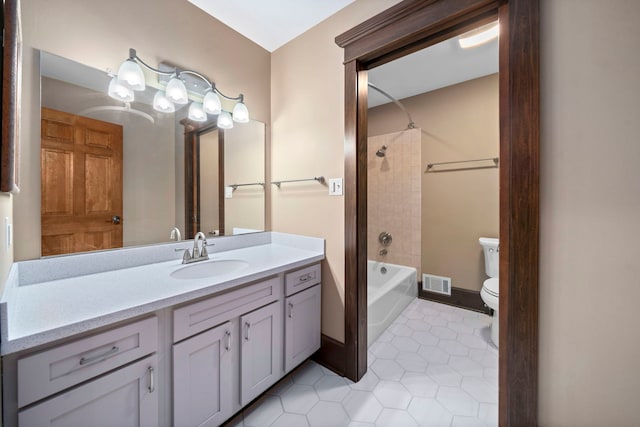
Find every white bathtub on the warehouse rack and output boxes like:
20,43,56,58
368,261,418,347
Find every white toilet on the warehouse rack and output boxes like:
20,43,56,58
479,237,499,346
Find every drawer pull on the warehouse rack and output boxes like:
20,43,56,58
245,322,251,341
288,302,294,318
299,273,313,282
79,345,119,366
225,330,231,351
147,366,155,393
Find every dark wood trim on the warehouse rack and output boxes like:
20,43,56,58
217,131,225,236
312,334,346,376
343,60,369,381
419,287,491,315
1,0,21,193
498,1,539,425
337,0,539,425
182,119,225,239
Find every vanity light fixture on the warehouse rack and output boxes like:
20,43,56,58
188,102,207,122
458,22,499,49
108,76,134,102
203,88,222,115
232,95,250,123
116,58,145,91
217,111,234,129
152,90,175,113
110,48,249,124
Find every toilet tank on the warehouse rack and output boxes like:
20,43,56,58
479,237,499,278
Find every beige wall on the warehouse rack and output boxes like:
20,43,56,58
271,0,402,342
224,121,266,234
367,129,422,272
369,75,499,292
199,131,220,236
538,0,640,425
13,0,270,263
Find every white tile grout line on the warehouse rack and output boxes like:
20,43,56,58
236,298,497,427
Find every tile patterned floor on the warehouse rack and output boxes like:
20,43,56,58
226,298,498,427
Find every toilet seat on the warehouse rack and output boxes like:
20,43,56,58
482,277,499,297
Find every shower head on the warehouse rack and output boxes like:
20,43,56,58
376,145,387,157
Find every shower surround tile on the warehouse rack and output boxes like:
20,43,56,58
367,129,422,271
226,299,497,426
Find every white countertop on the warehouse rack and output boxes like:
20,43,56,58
0,232,324,355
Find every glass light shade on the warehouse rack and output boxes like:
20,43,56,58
153,90,175,113
116,59,145,91
458,22,499,49
165,77,188,105
232,101,250,123
217,111,234,129
188,102,207,122
202,90,222,115
107,76,134,102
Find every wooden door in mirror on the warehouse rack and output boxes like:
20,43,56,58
2,0,22,192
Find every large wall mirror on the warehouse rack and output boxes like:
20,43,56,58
19,50,265,258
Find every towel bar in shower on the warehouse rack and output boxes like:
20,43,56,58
425,157,499,172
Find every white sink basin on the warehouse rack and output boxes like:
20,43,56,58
170,259,249,280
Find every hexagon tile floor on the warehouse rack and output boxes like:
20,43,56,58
226,298,498,427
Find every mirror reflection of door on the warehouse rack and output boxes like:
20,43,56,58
41,108,123,256
183,119,224,240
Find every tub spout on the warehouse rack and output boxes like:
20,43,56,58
379,249,388,256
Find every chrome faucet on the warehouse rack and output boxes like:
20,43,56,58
176,232,212,264
192,232,209,260
170,227,181,241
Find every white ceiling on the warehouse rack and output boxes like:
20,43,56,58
189,2,498,109
187,0,355,52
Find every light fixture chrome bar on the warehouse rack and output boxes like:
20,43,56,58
271,176,326,188
127,48,243,101
368,82,415,129
425,157,499,171
230,182,265,191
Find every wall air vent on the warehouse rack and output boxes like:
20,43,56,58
422,273,451,296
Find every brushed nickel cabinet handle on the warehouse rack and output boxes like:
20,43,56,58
147,366,155,393
79,345,119,366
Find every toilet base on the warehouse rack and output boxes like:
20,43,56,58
490,309,499,347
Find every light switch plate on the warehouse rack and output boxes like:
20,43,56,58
225,186,233,199
328,178,343,196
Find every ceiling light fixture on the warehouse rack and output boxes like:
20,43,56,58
458,22,499,49
109,48,249,124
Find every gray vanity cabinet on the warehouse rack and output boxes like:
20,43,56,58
14,317,159,427
284,284,321,373
240,301,283,405
19,355,158,426
173,321,234,427
284,264,322,373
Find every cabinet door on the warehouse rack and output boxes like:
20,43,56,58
18,355,158,427
285,285,321,372
174,321,233,427
240,301,282,405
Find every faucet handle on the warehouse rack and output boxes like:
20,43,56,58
182,249,192,263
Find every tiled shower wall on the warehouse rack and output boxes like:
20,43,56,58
367,128,422,271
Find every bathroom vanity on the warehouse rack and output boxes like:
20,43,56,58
0,232,324,427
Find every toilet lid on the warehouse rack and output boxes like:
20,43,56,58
483,278,499,297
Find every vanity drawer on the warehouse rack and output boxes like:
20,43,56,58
173,276,282,342
17,316,158,408
285,263,321,296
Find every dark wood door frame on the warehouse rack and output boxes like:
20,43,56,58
182,118,225,239
336,0,539,425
